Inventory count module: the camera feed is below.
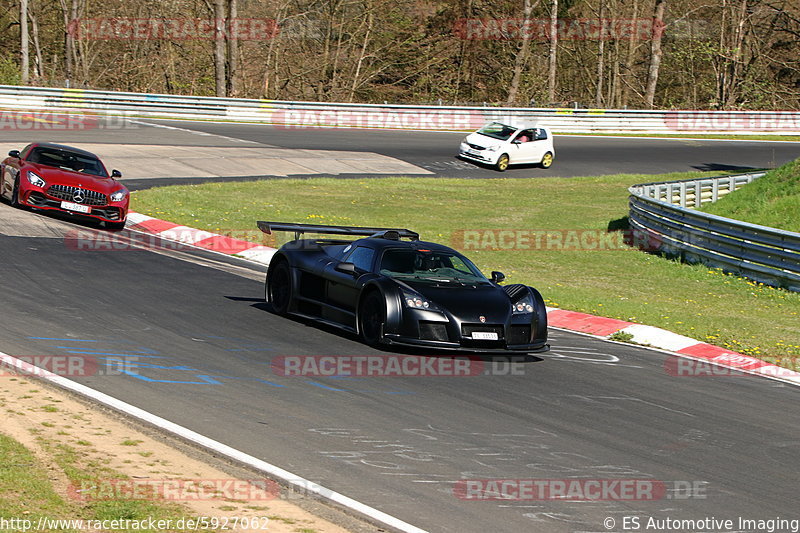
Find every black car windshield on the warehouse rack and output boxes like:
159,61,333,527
27,147,108,177
379,249,488,284
476,122,517,141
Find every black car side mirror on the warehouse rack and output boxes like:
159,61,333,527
491,271,505,284
335,262,357,275
111,169,122,178
8,150,20,159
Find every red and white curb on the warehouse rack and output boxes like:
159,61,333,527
546,308,800,385
124,212,800,387
126,211,276,264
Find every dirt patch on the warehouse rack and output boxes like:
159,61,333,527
0,375,366,533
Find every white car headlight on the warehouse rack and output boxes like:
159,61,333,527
512,292,535,314
27,171,46,188
401,290,440,311
110,189,127,202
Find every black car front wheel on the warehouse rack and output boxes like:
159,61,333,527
10,177,20,207
268,261,292,315
359,291,386,346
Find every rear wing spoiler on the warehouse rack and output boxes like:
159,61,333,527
257,221,419,241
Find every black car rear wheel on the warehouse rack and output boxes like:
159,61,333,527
268,261,292,315
359,291,385,346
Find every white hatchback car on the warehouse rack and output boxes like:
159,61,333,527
458,121,555,171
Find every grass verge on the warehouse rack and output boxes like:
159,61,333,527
131,171,800,367
1,420,192,533
700,158,800,232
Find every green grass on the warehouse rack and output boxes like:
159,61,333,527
0,434,73,525
0,431,215,532
131,172,800,365
701,158,800,232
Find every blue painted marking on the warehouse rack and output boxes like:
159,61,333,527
120,369,223,385
305,381,345,391
29,337,100,342
120,362,199,371
53,346,159,354
196,375,285,388
63,351,168,358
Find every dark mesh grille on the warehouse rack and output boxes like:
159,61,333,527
508,325,532,345
419,321,449,342
47,184,107,206
466,143,485,150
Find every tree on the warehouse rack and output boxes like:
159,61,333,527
644,0,667,108
20,0,29,84
547,0,558,104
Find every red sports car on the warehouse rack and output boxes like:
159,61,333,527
0,143,129,229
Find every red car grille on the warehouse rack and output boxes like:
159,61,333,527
47,184,107,206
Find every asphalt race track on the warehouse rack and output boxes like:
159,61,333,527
1,206,798,533
1,118,799,188
1,120,799,532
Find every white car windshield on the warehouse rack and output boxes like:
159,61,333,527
476,122,518,141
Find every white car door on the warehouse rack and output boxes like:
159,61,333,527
509,129,539,163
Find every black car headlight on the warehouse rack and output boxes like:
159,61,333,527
401,290,440,311
512,292,535,314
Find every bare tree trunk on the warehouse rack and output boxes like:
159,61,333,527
507,0,540,105
227,0,238,96
595,0,606,107
349,9,373,102
547,0,558,104
58,0,74,86
644,0,667,108
214,0,227,97
29,1,43,80
621,0,639,107
724,0,748,108
20,0,29,84
715,0,727,106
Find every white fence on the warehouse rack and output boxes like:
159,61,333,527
1,85,799,134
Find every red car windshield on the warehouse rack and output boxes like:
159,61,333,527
27,147,108,178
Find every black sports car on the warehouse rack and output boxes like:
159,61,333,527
258,221,548,353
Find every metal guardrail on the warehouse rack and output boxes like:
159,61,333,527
1,85,800,133
629,172,800,291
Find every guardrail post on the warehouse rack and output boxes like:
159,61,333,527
694,181,703,208
712,179,719,202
